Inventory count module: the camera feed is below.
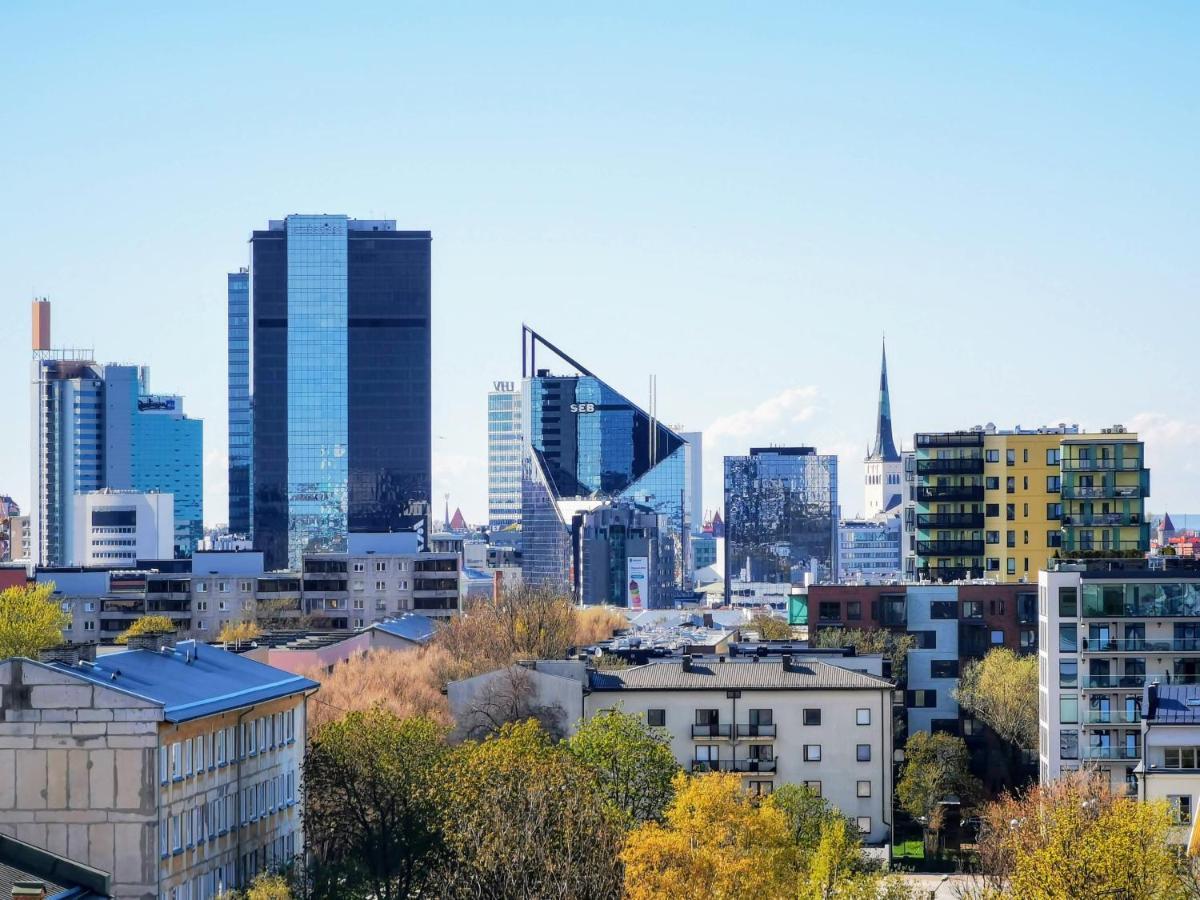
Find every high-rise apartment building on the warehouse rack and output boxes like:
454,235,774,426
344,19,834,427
681,431,704,535
227,268,251,536
246,216,432,570
724,447,839,597
31,303,202,563
863,340,902,519
487,381,522,532
908,425,1149,583
520,327,689,604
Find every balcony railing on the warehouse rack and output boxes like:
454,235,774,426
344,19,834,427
916,433,984,449
916,458,985,476
917,513,985,529
917,566,982,582
916,540,985,556
1082,638,1185,653
917,486,985,503
1062,513,1142,527
1081,675,1147,689
732,759,777,773
1083,711,1142,725
1081,746,1141,760
690,760,732,773
691,723,731,738
736,724,777,738
1061,458,1143,471
1061,484,1143,500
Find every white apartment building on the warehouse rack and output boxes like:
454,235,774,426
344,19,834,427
1138,683,1200,843
0,638,317,899
1038,562,1200,793
449,655,895,844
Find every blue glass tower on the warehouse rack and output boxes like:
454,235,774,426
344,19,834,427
227,269,251,536
520,327,689,604
247,215,432,570
131,388,203,557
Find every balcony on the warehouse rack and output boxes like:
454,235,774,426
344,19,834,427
1083,710,1142,725
1061,458,1143,471
1062,513,1142,527
1061,484,1144,500
916,458,985,476
732,759,777,773
917,513,985,529
917,566,982,582
690,760,732,773
1081,675,1147,690
1080,746,1141,761
917,540,985,556
692,723,731,739
1081,638,1178,653
916,433,984,449
736,724,777,739
917,486,985,503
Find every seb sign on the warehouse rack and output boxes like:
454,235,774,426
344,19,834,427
570,403,597,414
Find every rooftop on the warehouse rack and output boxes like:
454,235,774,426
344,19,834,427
1147,684,1200,724
588,657,892,692
47,640,318,723
0,833,111,899
369,614,438,645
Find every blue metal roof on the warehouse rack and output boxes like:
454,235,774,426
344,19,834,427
370,614,436,644
49,642,318,723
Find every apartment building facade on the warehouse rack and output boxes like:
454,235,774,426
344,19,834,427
0,639,316,899
1038,561,1200,794
908,425,1149,583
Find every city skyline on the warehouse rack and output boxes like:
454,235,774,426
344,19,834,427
2,5,1198,525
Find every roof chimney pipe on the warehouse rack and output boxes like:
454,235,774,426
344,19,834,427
681,654,692,672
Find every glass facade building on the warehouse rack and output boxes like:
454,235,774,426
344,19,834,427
520,328,689,604
487,385,522,532
227,269,251,536
724,447,839,597
247,215,432,570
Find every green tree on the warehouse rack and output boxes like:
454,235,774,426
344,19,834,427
897,732,981,855
567,707,680,825
0,582,70,659
954,648,1038,750
748,614,793,640
303,710,448,900
436,719,624,899
812,627,915,681
115,614,175,645
772,782,846,849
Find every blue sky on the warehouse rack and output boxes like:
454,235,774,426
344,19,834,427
2,3,1197,526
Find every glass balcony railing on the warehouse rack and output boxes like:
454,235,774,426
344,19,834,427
1061,458,1143,471
732,759,777,773
1081,746,1141,760
916,458,985,476
916,433,984,449
917,513,986,529
917,540,985,556
736,724,777,738
1081,674,1147,689
1082,583,1200,618
1061,484,1144,500
1061,513,1142,527
1082,638,1200,653
1083,710,1142,725
690,760,732,773
917,486,985,503
691,723,731,738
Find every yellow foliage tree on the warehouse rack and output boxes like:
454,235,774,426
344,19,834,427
114,614,176,646
622,772,804,899
218,619,262,648
575,606,629,646
0,582,70,659
953,647,1038,750
302,646,454,731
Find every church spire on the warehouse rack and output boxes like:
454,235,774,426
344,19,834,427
869,337,900,462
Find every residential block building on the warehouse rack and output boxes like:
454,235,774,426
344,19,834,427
0,639,316,899
1138,683,1200,842
908,425,1149,583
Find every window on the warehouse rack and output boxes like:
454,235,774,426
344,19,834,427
749,708,773,727
804,744,822,762
1047,448,1061,465
1006,477,1015,494
856,817,872,834
1164,747,1198,769
749,780,773,796
986,450,1000,463
1047,530,1063,548
1006,530,1016,548
818,601,840,622
930,601,956,619
83,620,95,631
985,476,1000,490
986,557,1000,571
1170,795,1193,826
857,780,872,798
912,630,937,649
931,660,958,678
856,708,871,726
353,561,365,572
375,581,387,591
194,736,204,771
846,600,862,620
196,582,208,593
906,690,936,708
856,744,872,762
1058,587,1077,617
647,709,665,727
803,780,822,796
1006,449,1015,466
1007,558,1017,575
962,600,983,619
1059,659,1078,687
218,581,229,593
802,708,822,726
986,503,1000,517
1059,624,1077,653
986,530,999,544
1059,696,1078,724
1006,504,1016,521
240,580,253,592
1047,502,1062,520
991,630,1004,645
170,742,182,780
1046,475,1061,492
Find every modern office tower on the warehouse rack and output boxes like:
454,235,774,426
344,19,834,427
246,216,432,570
228,268,251,536
724,447,839,598
576,502,675,610
129,383,203,556
487,381,522,532
838,517,902,583
864,340,902,519
1038,560,1200,797
908,424,1150,584
519,327,689,604
681,431,704,534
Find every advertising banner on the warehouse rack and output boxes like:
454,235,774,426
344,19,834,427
627,556,648,610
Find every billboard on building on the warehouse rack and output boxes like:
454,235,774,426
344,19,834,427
627,556,648,610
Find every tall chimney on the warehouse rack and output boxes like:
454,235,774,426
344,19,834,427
31,299,50,352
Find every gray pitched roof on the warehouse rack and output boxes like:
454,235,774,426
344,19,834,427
1149,684,1200,723
589,658,892,692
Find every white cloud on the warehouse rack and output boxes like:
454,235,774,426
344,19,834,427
705,386,821,445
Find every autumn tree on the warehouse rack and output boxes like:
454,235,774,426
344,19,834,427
953,647,1038,750
303,710,448,900
0,582,70,659
567,707,679,825
897,732,981,855
963,769,1183,900
218,619,262,649
575,606,628,646
434,719,624,899
621,772,804,900
748,613,793,641
114,613,176,645
812,627,915,681
302,646,452,731
453,664,570,740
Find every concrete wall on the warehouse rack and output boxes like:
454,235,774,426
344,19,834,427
266,632,370,675
0,658,162,899
446,665,585,741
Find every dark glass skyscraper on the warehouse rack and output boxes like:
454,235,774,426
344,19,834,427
520,328,689,605
227,269,251,535
724,447,839,597
245,216,431,570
